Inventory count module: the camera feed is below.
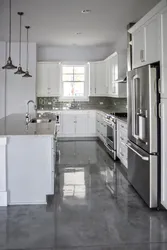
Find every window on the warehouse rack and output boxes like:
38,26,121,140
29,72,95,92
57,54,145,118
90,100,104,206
61,65,86,98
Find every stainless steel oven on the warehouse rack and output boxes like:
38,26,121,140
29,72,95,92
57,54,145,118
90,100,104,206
104,116,117,160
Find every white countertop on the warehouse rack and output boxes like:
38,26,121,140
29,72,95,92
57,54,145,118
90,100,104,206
0,114,56,136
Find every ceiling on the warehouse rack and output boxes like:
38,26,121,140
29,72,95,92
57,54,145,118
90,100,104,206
0,0,160,46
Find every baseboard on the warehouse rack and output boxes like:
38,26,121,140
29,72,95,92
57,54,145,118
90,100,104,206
0,191,8,207
58,137,98,141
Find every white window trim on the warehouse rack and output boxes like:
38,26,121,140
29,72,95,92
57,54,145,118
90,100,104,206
59,63,89,102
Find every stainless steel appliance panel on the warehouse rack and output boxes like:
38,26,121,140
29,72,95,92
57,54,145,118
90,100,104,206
127,141,157,208
127,65,158,153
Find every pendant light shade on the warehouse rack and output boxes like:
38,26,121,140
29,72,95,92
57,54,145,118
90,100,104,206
14,12,25,74
2,0,17,70
23,26,32,78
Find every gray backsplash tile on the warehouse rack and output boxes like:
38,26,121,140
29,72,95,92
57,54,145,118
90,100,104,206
37,96,127,112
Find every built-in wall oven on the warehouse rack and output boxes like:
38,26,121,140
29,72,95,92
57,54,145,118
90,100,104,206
104,115,117,160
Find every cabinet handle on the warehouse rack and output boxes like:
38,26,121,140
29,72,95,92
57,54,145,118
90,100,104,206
120,137,124,141
121,125,124,129
158,103,161,119
95,88,97,94
158,79,161,94
140,50,145,62
120,152,124,157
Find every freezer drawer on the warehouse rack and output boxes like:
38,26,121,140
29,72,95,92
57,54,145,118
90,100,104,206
127,141,158,208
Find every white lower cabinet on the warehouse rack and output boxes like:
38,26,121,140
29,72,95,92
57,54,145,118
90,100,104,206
160,98,167,209
96,111,107,144
117,120,128,168
61,110,96,138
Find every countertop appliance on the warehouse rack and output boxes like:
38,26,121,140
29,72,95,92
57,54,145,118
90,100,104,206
104,113,127,160
127,63,160,208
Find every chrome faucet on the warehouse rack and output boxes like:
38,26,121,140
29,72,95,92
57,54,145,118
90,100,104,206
25,100,37,124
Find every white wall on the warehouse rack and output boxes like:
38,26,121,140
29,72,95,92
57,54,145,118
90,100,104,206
5,42,37,116
37,44,113,62
0,42,6,119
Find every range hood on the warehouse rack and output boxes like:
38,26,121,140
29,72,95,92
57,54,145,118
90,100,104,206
114,77,127,83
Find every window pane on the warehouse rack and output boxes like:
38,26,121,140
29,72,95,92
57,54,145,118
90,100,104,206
63,82,73,96
73,82,84,96
63,74,73,81
74,75,85,81
74,67,85,74
63,66,73,74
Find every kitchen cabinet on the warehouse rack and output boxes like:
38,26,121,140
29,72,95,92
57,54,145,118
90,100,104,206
105,52,127,98
75,112,88,137
96,111,106,143
160,99,167,208
61,112,76,137
132,15,160,69
160,7,167,98
61,111,96,138
87,110,96,136
89,61,107,96
117,120,128,168
37,62,60,97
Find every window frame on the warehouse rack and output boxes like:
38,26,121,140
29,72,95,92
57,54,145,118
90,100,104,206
59,63,89,101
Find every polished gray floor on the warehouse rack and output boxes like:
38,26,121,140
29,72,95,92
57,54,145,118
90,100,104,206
1,141,167,250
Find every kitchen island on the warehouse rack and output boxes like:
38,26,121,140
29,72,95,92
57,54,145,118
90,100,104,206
0,114,56,206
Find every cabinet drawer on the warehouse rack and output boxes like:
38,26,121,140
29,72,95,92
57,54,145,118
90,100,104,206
119,142,128,168
119,129,127,144
118,121,127,131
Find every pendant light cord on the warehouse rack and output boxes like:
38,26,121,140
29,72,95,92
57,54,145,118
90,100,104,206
26,27,29,71
19,14,22,66
9,0,11,57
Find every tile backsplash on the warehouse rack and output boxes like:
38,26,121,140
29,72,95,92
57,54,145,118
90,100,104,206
37,96,127,112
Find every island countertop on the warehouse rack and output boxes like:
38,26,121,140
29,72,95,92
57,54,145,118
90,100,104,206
0,114,56,136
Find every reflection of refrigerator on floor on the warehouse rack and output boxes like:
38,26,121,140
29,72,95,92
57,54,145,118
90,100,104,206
127,63,160,208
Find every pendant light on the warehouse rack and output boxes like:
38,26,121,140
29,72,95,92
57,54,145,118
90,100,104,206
14,12,25,74
22,26,32,78
2,0,17,69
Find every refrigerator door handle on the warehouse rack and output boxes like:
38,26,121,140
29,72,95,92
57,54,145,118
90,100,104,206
126,143,149,161
158,103,161,119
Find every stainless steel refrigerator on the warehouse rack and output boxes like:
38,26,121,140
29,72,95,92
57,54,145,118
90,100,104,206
127,63,160,208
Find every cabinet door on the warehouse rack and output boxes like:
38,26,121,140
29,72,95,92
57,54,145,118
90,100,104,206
62,113,75,137
145,15,161,65
37,63,48,97
132,27,145,69
95,61,107,96
89,63,96,96
88,111,96,136
75,113,88,136
47,63,60,96
161,99,167,209
160,8,167,98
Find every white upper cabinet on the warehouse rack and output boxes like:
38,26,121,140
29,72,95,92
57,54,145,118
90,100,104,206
37,62,60,97
160,7,167,98
132,14,161,69
105,52,127,98
89,61,107,96
145,15,161,64
132,27,145,68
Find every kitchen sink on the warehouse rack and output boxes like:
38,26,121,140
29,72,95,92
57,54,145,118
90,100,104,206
30,118,52,124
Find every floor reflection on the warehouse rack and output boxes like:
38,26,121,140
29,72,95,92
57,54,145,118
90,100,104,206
1,141,167,250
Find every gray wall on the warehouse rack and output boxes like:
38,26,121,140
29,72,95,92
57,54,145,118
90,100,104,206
37,44,114,62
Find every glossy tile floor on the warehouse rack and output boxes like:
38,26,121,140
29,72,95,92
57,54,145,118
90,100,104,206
1,141,167,250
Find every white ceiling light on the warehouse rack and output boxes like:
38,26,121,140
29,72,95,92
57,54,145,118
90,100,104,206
81,10,91,14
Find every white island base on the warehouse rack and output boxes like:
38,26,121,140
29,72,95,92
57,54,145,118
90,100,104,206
7,135,55,205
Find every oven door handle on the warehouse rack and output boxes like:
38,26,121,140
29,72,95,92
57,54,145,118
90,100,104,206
104,143,115,154
126,142,149,161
